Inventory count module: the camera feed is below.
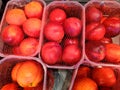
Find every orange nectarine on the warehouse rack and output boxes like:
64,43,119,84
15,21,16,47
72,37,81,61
6,8,26,25
11,60,43,88
1,83,18,90
19,38,39,56
11,62,23,82
23,18,42,38
73,78,98,90
24,1,43,18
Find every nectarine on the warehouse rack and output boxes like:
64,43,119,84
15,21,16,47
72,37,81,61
76,66,91,78
64,17,82,37
73,78,98,90
86,7,103,23
41,42,62,65
62,44,82,65
6,8,26,25
86,22,106,41
105,43,120,63
19,38,39,56
49,8,66,24
103,17,120,37
23,18,42,38
11,61,44,87
44,22,64,42
11,62,23,82
85,41,105,62
92,67,116,87
1,25,24,46
1,83,18,90
24,1,43,18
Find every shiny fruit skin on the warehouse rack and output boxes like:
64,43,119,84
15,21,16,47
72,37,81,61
64,17,82,37
99,37,113,44
15,61,43,87
19,38,38,56
44,22,64,42
73,78,98,90
105,43,120,63
62,44,82,65
100,16,107,24
41,42,62,65
103,17,120,37
23,18,42,38
86,22,106,41
24,1,43,18
1,25,24,46
49,8,66,24
76,66,91,78
6,8,26,25
92,67,116,87
1,83,18,90
86,7,103,23
63,37,79,47
85,41,105,62
11,62,23,82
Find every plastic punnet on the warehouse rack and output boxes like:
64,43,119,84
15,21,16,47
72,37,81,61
0,0,46,57
0,55,47,90
39,1,85,69
69,62,120,90
85,0,120,65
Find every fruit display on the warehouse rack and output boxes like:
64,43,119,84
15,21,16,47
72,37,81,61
1,0,120,90
0,0,45,57
40,1,84,67
85,0,120,64
71,65,119,90
0,56,46,90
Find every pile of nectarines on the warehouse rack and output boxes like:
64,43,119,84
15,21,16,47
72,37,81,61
1,1,44,56
72,66,117,90
1,60,44,90
85,6,120,64
41,7,83,66
1,0,120,90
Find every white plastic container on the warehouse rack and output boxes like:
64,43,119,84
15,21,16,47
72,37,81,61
0,55,47,90
0,0,46,57
85,0,120,66
39,1,85,69
69,62,120,90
